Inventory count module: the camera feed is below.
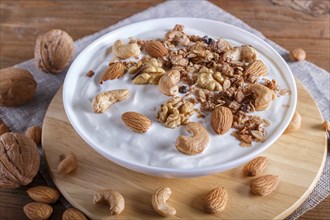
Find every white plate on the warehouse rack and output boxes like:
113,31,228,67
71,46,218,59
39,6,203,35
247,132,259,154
63,18,296,178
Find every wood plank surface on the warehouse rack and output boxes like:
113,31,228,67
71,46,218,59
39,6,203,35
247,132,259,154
0,0,329,219
40,80,327,219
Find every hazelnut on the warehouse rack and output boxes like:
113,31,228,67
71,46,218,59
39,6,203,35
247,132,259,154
289,48,306,61
34,29,74,73
0,67,37,107
0,132,40,189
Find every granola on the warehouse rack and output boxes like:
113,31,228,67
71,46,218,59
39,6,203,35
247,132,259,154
96,24,286,146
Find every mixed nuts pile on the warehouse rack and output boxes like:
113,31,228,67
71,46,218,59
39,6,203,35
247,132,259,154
91,24,293,155
0,22,327,219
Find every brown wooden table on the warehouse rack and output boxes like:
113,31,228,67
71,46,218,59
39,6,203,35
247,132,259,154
0,0,329,219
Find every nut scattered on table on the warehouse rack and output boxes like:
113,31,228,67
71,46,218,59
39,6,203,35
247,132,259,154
0,119,10,135
289,48,306,61
121,112,152,133
152,186,176,217
93,190,125,215
176,122,209,155
243,156,269,177
204,187,228,214
250,174,280,196
62,208,88,220
27,186,60,204
0,132,40,189
57,151,77,175
92,89,130,113
25,125,42,145
35,29,74,74
23,202,53,220
0,67,37,107
284,111,302,134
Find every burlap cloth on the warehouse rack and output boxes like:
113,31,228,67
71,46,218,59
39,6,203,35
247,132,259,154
1,1,329,219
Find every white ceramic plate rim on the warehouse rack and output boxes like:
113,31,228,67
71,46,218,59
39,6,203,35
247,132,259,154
63,17,297,177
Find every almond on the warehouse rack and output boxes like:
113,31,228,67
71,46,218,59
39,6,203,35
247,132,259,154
25,125,42,145
99,62,126,84
243,156,269,177
250,174,279,196
121,112,152,133
62,208,88,220
23,202,53,220
204,187,228,214
244,60,267,77
27,186,60,204
144,40,168,58
211,106,233,135
0,119,10,135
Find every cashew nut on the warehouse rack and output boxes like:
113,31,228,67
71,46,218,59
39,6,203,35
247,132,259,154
223,45,257,63
165,30,190,46
151,187,176,217
284,111,302,134
248,83,275,111
57,151,77,175
176,122,209,155
158,70,180,96
92,89,130,113
113,40,141,59
93,190,125,215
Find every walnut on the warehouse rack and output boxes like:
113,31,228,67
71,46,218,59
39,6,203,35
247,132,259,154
0,67,37,107
133,58,165,85
35,29,74,74
0,132,40,189
196,67,222,91
156,97,195,128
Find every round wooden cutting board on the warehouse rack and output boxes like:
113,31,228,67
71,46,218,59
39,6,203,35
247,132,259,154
42,80,327,219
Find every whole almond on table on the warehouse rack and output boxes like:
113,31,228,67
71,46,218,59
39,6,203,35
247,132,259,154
25,125,42,145
250,174,280,196
204,187,228,214
121,112,152,133
35,29,74,74
62,208,88,220
243,156,269,177
144,40,168,58
99,62,127,84
0,67,37,107
211,106,233,135
0,119,10,135
23,202,53,220
27,186,60,204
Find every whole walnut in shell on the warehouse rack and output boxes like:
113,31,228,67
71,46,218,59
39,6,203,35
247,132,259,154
0,67,37,107
35,29,74,74
0,132,40,189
